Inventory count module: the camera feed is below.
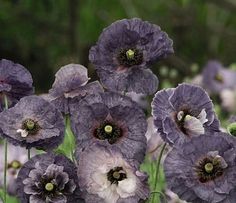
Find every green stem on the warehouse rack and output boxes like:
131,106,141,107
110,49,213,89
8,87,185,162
28,149,31,160
150,191,167,203
152,143,167,203
65,116,75,162
3,95,9,203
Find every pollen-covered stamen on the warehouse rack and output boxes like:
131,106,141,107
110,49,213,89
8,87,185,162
117,48,143,68
107,166,127,185
227,122,236,137
45,183,54,192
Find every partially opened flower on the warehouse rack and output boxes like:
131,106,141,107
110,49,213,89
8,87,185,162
70,92,147,163
0,95,64,150
164,133,236,203
16,153,84,203
77,144,149,203
89,18,173,95
48,64,103,114
0,143,35,196
202,61,236,94
152,83,220,146
0,59,34,112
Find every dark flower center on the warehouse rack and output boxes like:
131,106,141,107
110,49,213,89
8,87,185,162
94,121,123,144
107,166,127,185
176,110,189,134
195,157,224,183
214,73,224,83
8,160,21,169
22,119,41,135
117,48,143,67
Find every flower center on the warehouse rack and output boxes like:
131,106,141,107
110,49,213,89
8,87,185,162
227,122,236,137
176,109,208,136
104,125,113,133
26,119,35,130
107,167,127,185
8,160,21,169
45,183,54,192
117,48,143,67
195,153,227,183
214,73,224,83
126,49,135,60
94,121,123,144
204,163,213,173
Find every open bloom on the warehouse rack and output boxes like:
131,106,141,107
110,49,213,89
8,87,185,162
77,143,149,203
89,18,173,95
0,143,35,196
16,153,84,203
70,92,147,163
0,95,64,150
152,83,220,146
0,59,34,112
164,133,236,203
202,61,236,94
48,64,103,114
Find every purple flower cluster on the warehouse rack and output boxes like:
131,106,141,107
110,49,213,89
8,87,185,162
152,83,236,202
1,18,235,203
1,17,173,203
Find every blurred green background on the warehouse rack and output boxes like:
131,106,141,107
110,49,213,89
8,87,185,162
0,0,236,93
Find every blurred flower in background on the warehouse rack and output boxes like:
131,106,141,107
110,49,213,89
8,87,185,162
202,61,236,94
0,143,35,196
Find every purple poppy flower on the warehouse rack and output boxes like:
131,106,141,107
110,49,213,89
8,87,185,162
70,92,147,163
48,64,103,114
0,59,34,112
16,153,84,203
152,83,220,146
77,143,149,203
164,133,236,203
0,143,36,196
0,95,64,150
89,18,173,95
202,61,236,94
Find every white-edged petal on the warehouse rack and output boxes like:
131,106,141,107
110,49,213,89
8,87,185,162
184,115,205,136
197,109,208,124
117,177,137,198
